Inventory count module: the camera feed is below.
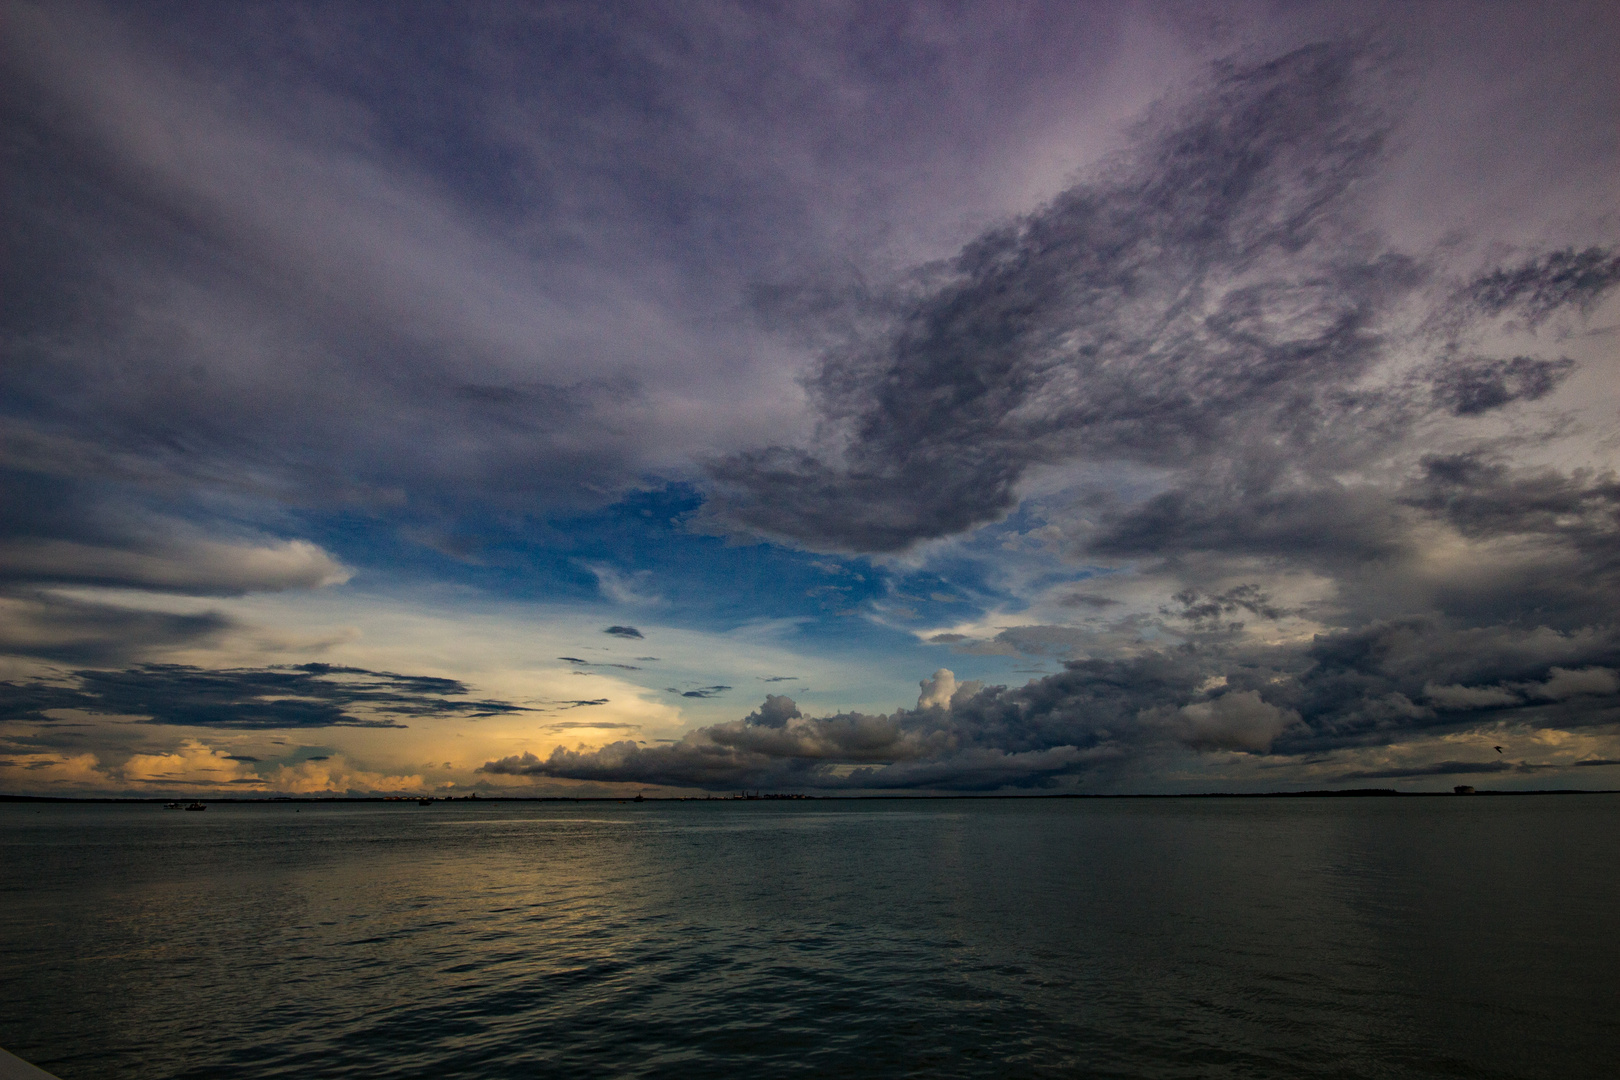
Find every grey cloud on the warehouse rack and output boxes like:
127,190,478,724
1,0,1181,552
668,685,731,699
706,43,1423,552
744,694,801,728
7,10,1618,795
837,746,1118,793
1535,667,1620,700
540,721,638,732
1081,452,1619,633
1060,593,1121,609
1423,683,1521,711
694,41,1619,790
486,659,1188,791
481,696,956,790
0,662,531,729
1168,585,1292,625
0,589,234,665
1430,356,1574,417
1466,247,1620,325
0,536,349,595
604,625,644,639
1334,760,1515,780
945,625,1099,659
1280,620,1620,753
560,656,641,671
1144,690,1299,753
493,616,1620,790
0,464,347,664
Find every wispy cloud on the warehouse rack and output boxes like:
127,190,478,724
1,663,530,729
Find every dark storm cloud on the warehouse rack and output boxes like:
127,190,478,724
0,663,530,729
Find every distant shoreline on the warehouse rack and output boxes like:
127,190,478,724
3,788,1616,804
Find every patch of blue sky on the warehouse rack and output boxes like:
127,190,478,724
299,483,885,628
292,483,1042,702
896,500,1111,615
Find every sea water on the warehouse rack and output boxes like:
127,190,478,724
1,796,1616,1079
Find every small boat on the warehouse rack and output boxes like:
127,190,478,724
163,801,183,809
183,802,207,811
418,798,434,806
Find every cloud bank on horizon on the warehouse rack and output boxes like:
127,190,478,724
2,1,1618,795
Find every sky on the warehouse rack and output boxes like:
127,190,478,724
3,0,1619,797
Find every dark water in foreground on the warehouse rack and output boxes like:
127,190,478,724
1,797,1616,1079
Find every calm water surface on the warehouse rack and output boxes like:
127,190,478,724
1,797,1616,1079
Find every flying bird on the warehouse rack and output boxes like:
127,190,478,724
1494,745,1504,753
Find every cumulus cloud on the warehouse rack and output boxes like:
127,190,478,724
485,613,1620,791
916,669,957,709
262,756,425,795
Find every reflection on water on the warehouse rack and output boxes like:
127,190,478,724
1,797,1616,1079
